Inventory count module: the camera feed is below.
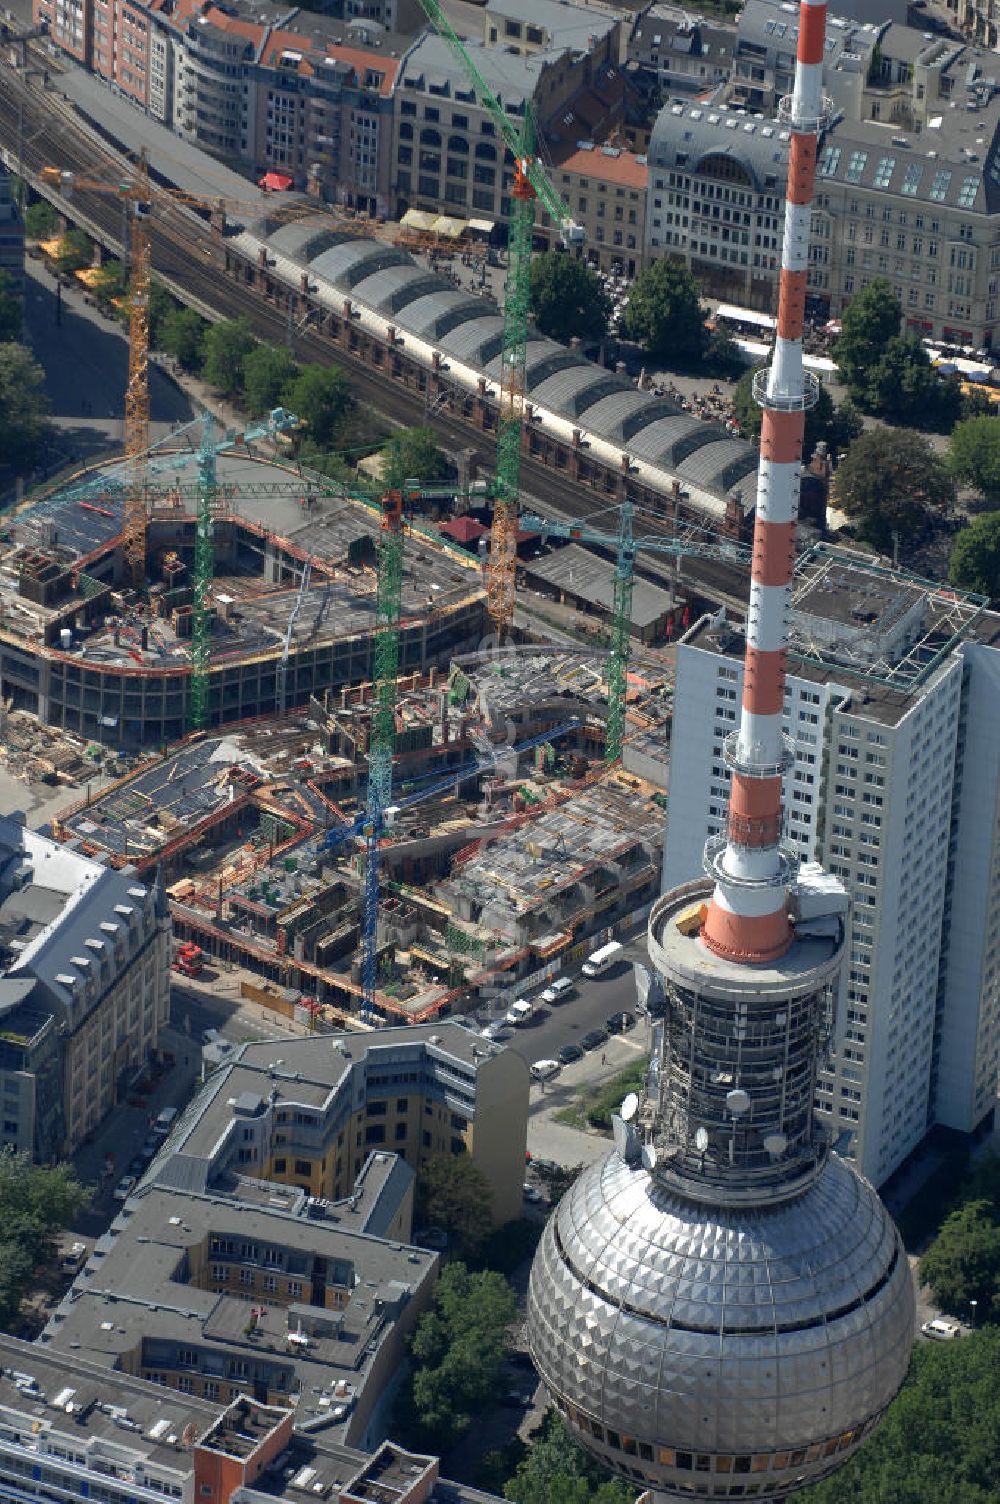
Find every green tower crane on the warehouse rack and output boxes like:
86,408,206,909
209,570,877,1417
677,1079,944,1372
416,0,582,633
520,506,753,761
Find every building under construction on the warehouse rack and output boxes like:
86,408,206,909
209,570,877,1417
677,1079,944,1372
50,650,672,1020
0,452,486,748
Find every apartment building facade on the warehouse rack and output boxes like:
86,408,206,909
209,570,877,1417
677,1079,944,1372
661,556,1000,1187
0,817,170,1157
547,142,648,275
627,2,733,99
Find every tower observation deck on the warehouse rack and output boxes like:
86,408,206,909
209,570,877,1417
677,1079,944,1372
526,0,915,1496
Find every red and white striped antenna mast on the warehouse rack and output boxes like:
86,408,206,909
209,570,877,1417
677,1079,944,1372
701,0,829,965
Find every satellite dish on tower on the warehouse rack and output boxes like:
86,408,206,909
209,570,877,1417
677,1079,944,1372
763,1133,787,1158
641,1142,658,1172
621,1092,639,1123
726,1088,751,1116
695,1126,709,1152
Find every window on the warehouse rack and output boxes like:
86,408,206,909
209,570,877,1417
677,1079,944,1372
294,1159,311,1177
272,1158,286,1174
395,1122,407,1141
817,145,841,176
958,175,978,208
874,155,895,188
901,162,922,196
845,150,868,184
929,169,952,203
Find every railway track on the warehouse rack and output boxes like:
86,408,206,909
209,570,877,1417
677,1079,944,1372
0,63,752,613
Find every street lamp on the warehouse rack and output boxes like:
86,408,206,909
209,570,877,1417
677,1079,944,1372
970,1299,978,1329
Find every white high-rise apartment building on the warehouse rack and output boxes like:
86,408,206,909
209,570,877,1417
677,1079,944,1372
663,548,1000,1186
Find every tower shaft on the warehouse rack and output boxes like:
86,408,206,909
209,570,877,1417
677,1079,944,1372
701,0,827,966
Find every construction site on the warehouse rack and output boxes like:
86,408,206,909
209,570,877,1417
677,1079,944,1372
0,445,487,749
48,649,673,1021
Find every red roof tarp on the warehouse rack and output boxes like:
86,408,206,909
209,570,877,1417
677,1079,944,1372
258,172,294,191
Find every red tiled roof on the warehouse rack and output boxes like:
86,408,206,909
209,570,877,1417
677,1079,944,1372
440,516,488,544
553,144,647,190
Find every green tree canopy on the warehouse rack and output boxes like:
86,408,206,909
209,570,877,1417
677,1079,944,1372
950,513,1000,600
504,1410,633,1504
417,1152,494,1261
201,317,256,398
621,259,707,361
529,252,612,344
147,280,176,348
397,1261,517,1451
24,199,58,240
90,260,128,314
832,428,954,554
286,362,351,448
863,335,961,428
53,228,94,278
383,425,451,487
0,1150,88,1327
0,343,51,470
919,1199,1000,1323
0,269,23,343
243,343,298,416
833,277,901,388
801,1329,1000,1504
949,415,1000,503
159,307,208,374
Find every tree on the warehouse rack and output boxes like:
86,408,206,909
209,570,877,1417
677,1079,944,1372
286,362,351,447
384,425,451,487
832,428,955,554
90,259,127,314
159,307,208,374
243,343,298,416
863,335,961,428
0,269,23,343
733,365,838,461
147,281,176,348
417,1152,494,1261
24,199,58,240
52,228,94,278
919,1199,1000,1323
834,278,901,389
201,317,256,398
801,1330,1000,1504
949,416,1000,504
0,1150,88,1326
620,259,707,362
950,508,998,595
397,1261,517,1450
0,343,51,470
529,252,611,344
505,1411,633,1504
827,396,864,457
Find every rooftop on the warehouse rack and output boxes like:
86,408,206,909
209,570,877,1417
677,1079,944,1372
684,545,992,722
551,141,648,189
483,0,618,52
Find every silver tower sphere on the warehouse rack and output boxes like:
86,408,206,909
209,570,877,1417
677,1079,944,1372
527,877,915,1502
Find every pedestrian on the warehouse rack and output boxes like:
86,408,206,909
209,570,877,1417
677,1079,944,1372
601,1051,606,1066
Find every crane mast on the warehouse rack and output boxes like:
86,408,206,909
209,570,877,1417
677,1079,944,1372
122,151,152,589
415,0,581,632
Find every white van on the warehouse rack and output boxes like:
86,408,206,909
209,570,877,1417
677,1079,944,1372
505,999,533,1026
581,941,624,978
541,977,575,1004
153,1106,179,1137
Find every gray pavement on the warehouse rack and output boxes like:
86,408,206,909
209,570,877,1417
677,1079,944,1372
9,256,195,505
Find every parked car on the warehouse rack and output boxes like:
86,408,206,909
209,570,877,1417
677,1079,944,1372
540,977,575,1004
530,1058,560,1081
580,1028,609,1052
606,1010,637,1034
558,1043,584,1065
505,999,533,1027
481,1021,513,1042
112,1175,137,1203
922,1317,964,1340
522,1183,544,1203
140,1138,159,1161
